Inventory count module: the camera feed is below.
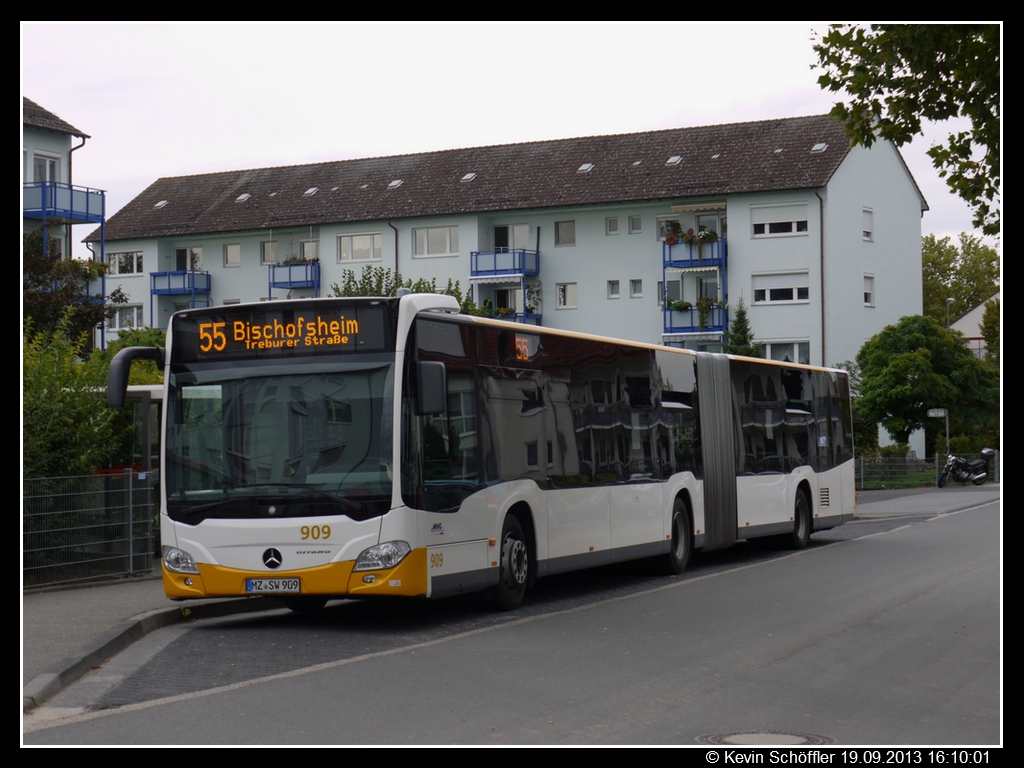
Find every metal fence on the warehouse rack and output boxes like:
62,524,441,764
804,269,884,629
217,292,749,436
23,471,157,588
857,452,999,490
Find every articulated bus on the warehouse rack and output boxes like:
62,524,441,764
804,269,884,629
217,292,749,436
107,294,855,611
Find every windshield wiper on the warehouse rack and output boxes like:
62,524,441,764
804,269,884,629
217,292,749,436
221,482,363,512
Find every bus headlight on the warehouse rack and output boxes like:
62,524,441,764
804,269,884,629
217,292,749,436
354,541,411,571
163,546,200,574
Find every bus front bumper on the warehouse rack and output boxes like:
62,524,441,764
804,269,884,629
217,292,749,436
162,547,428,600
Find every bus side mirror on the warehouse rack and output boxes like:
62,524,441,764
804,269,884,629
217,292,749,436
108,346,165,408
416,360,447,416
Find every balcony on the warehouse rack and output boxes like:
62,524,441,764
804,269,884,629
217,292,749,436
481,311,542,325
269,262,321,295
470,249,540,279
23,181,106,224
663,305,728,335
663,237,726,269
151,270,211,301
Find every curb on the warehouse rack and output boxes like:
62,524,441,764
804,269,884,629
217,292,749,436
23,595,288,712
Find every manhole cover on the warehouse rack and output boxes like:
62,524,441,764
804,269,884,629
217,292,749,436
697,731,835,745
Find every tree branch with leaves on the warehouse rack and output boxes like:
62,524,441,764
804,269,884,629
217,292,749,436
814,24,1000,235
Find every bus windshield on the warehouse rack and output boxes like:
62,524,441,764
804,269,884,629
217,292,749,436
165,358,395,523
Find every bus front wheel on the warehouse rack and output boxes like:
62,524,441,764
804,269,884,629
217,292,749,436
783,490,811,550
494,515,528,611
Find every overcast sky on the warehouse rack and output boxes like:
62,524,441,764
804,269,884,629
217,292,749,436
21,23,1000,259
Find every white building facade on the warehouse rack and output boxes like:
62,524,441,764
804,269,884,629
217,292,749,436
89,115,925,368
23,97,106,263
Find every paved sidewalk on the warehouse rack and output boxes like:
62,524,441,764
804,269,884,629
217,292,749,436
22,484,999,711
22,576,283,711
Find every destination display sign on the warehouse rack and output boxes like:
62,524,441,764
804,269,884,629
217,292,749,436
171,302,394,363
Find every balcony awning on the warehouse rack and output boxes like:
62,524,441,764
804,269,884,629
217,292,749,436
665,265,719,274
469,274,523,284
670,199,726,213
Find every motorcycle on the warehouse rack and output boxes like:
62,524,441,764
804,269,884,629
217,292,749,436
937,448,996,487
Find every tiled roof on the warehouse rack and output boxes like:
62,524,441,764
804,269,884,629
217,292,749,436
23,97,90,138
91,115,855,243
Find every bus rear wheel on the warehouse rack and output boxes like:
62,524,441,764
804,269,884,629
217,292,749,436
493,515,528,611
660,497,691,575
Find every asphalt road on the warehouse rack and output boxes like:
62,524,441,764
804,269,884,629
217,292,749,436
25,495,1000,745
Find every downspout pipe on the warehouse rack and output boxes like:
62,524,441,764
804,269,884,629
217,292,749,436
389,219,400,278
68,134,87,261
815,189,826,366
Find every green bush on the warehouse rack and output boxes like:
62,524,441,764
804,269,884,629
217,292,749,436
23,320,122,478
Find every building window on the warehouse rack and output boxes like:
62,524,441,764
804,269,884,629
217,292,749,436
494,224,529,251
107,305,144,331
657,279,681,306
555,221,576,246
556,283,577,309
698,276,719,301
761,341,811,365
33,152,60,183
606,217,619,235
629,215,642,234
862,209,874,241
339,233,382,262
414,226,459,258
300,240,319,261
864,275,875,306
261,241,278,265
630,279,643,298
492,288,515,311
608,280,620,299
175,247,203,271
697,212,720,235
751,204,809,237
657,215,680,240
752,273,810,304
224,244,241,268
109,251,143,275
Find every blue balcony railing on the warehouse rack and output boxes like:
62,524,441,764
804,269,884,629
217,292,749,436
663,237,726,269
470,249,540,278
23,181,106,224
663,306,727,335
269,262,321,293
151,270,211,295
484,311,542,325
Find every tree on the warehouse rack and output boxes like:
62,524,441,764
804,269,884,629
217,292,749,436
23,225,125,343
814,24,1000,235
856,315,997,451
23,318,122,478
921,233,1000,323
88,327,167,386
980,297,999,365
330,264,475,312
722,298,762,357
835,361,879,456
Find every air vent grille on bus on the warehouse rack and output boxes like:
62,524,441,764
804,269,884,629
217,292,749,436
819,487,830,507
